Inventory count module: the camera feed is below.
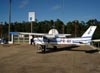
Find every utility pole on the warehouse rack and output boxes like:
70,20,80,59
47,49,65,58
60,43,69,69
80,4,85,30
31,21,33,33
0,22,2,38
62,0,64,34
28,12,35,33
62,24,64,34
74,20,78,37
8,0,11,42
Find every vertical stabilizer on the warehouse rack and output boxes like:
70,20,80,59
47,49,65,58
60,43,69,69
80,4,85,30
82,26,97,39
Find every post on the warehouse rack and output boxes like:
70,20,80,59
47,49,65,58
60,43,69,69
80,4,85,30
74,20,77,37
75,22,76,37
62,24,64,34
8,0,11,42
31,21,33,33
11,34,13,44
0,22,2,38
28,12,35,44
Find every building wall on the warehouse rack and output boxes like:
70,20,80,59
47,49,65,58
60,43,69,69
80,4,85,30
13,35,29,44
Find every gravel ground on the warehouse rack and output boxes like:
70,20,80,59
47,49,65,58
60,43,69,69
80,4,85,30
0,44,100,73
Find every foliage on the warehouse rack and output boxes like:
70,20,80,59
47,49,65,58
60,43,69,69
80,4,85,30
0,19,100,39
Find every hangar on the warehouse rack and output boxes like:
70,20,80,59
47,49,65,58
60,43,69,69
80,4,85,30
9,32,32,44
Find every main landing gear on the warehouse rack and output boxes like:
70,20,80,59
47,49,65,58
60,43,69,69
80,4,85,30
38,45,46,53
37,45,57,53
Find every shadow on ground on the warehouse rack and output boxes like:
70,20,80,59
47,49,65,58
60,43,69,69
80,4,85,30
37,45,99,54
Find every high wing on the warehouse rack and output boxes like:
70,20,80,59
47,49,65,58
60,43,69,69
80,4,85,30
20,32,71,38
54,34,71,38
20,32,47,36
20,28,71,38
45,34,71,38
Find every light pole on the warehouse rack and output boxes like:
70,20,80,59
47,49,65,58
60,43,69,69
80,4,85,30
74,20,78,37
8,0,11,42
0,22,2,38
31,21,33,33
62,24,64,34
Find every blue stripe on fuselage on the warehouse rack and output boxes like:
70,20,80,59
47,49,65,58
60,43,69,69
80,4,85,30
34,37,91,43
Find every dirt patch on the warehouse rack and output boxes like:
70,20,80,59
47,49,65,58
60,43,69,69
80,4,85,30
0,44,100,73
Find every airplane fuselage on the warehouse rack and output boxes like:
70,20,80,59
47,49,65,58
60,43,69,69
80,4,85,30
34,37,91,45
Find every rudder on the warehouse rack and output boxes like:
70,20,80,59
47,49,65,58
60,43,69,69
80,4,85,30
82,26,97,39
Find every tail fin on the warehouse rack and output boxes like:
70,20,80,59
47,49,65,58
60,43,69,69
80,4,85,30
82,26,97,39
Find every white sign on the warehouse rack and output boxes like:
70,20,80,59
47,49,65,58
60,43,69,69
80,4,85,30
28,12,35,22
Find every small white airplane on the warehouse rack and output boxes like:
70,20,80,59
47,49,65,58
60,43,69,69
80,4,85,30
21,26,97,53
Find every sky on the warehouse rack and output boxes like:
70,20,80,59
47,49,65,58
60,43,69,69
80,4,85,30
0,0,100,23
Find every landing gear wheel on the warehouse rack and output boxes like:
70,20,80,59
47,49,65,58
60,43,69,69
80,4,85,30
53,46,57,50
41,45,46,53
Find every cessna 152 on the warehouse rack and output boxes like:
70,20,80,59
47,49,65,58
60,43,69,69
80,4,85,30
21,26,97,53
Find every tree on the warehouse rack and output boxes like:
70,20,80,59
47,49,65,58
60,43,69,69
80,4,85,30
1,19,100,39
66,21,74,37
55,19,64,33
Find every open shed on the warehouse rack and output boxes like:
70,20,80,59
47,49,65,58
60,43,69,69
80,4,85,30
9,32,31,44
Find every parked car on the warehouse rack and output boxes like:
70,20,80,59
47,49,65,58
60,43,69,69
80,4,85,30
0,38,8,44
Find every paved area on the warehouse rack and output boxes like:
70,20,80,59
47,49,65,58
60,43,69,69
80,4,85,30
0,44,100,73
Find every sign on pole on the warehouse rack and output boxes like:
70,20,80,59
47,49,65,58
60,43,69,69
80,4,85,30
28,12,35,33
28,12,35,22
